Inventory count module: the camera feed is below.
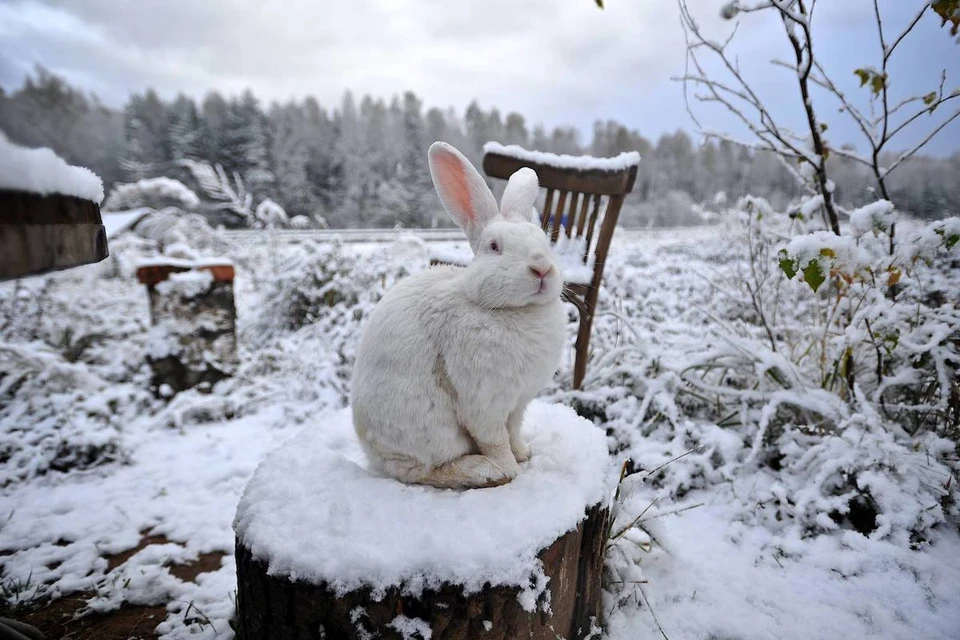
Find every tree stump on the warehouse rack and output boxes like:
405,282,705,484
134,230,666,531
234,401,614,640
0,189,108,281
136,259,238,396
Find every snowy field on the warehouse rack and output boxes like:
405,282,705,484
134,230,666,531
1,217,958,639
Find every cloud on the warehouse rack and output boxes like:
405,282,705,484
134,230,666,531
0,0,957,155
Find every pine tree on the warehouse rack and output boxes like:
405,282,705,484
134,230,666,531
198,91,229,164
221,90,273,195
167,94,200,161
268,102,314,217
122,89,169,179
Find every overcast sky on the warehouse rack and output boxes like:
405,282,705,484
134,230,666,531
1,0,957,156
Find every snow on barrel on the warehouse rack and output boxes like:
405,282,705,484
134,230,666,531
233,400,615,640
0,132,108,279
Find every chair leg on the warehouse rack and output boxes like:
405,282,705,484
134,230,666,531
573,293,598,390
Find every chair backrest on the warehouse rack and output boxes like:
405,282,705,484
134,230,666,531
482,147,638,288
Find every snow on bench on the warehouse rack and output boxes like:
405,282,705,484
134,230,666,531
233,400,615,639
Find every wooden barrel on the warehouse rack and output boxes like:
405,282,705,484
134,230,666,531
0,189,108,281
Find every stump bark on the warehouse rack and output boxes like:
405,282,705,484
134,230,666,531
235,503,609,640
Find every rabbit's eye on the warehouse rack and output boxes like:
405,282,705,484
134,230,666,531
489,240,500,253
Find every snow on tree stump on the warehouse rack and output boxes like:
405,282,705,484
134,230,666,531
234,401,614,640
136,259,238,396
0,189,108,281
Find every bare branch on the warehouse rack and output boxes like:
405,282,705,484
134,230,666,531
882,106,960,177
883,2,930,59
885,85,960,141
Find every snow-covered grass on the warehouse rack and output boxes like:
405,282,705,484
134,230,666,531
0,209,957,639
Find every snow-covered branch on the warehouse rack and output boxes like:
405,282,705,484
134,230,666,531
680,0,840,233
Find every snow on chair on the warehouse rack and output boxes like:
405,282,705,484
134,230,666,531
482,143,639,389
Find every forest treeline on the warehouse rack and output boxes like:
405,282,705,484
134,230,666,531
1,67,957,228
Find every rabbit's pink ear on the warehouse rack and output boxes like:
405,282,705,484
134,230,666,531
428,142,499,251
499,167,539,222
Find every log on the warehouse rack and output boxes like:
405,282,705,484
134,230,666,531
0,189,108,281
234,402,614,640
137,259,238,395
236,504,608,640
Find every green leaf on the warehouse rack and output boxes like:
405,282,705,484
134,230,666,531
778,249,798,279
802,260,826,292
594,0,604,8
870,73,887,96
854,69,870,87
923,91,938,105
819,247,836,258
819,122,829,132
933,227,957,249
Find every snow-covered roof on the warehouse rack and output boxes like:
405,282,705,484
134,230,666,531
484,141,641,172
234,400,614,601
102,208,152,239
0,132,104,204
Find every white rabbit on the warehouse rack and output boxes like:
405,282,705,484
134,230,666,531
351,142,566,489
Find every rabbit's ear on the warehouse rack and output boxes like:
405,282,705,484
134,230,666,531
499,168,540,223
429,142,499,251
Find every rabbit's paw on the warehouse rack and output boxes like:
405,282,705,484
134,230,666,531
424,454,516,488
511,438,531,463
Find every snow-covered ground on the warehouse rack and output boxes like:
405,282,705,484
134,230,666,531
1,217,957,639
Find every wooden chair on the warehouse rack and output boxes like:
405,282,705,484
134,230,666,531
483,147,639,389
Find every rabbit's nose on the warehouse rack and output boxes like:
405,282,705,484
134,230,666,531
530,265,552,279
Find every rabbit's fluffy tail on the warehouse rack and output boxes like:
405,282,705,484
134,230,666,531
387,454,513,489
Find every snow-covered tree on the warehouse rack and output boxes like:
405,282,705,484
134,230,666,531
221,90,274,195
167,94,201,162
122,89,169,180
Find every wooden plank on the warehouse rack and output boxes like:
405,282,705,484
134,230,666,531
575,193,590,238
583,196,602,263
541,189,555,231
483,153,637,196
551,191,567,242
565,192,580,238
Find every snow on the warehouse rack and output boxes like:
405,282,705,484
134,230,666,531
607,506,960,640
136,257,233,269
483,142,640,172
0,132,104,203
849,199,897,236
389,615,433,640
101,208,152,238
103,177,200,211
155,268,215,299
1,215,958,640
234,401,613,601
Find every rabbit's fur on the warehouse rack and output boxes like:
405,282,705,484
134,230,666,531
351,142,565,489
